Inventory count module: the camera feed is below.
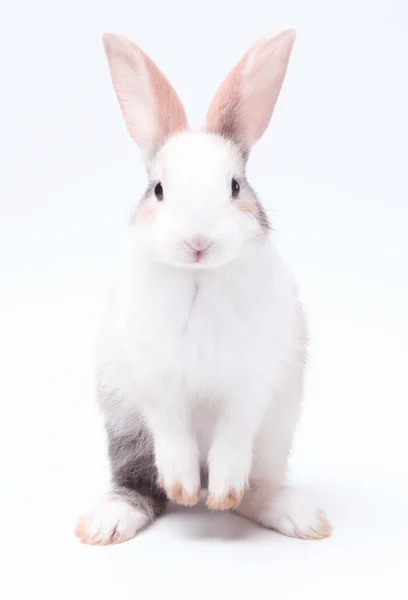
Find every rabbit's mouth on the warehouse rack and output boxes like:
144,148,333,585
189,243,221,267
159,237,241,270
184,236,214,265
194,249,205,263
180,240,216,267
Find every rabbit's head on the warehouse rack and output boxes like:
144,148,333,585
103,30,295,269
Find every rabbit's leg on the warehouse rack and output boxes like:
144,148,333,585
206,383,268,511
235,376,332,540
76,423,167,545
145,392,201,506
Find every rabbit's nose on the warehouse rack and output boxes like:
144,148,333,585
188,235,211,251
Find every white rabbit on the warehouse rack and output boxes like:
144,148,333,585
75,29,332,545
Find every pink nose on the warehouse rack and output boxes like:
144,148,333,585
189,235,210,251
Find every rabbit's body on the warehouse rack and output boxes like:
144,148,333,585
98,228,301,436
76,30,332,546
98,218,303,453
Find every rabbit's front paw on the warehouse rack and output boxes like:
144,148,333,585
206,485,248,510
206,465,249,510
155,448,200,506
206,442,251,510
157,475,200,506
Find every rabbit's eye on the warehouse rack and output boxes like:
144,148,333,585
231,178,240,198
154,182,164,201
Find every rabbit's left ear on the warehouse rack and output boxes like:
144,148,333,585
206,29,296,151
102,33,188,161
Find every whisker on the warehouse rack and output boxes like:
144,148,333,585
264,208,297,212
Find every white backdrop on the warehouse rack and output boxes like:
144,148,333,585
1,0,407,598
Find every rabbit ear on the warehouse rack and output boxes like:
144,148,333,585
206,29,296,151
102,33,188,160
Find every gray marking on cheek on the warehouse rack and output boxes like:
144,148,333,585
142,181,156,202
129,181,156,224
255,199,272,233
244,181,272,234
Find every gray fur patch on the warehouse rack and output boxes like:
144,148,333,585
255,199,272,233
244,181,272,234
129,181,155,224
140,181,155,204
107,426,167,520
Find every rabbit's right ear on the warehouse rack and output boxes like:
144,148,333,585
102,33,188,161
206,29,296,151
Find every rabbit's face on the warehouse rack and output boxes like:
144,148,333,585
132,132,269,269
103,29,295,266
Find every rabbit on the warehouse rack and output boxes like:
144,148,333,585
75,28,332,545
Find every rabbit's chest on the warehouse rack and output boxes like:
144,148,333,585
124,272,276,397
180,293,251,390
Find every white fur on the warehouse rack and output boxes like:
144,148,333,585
237,486,332,539
76,495,149,545
87,31,332,541
98,132,307,508
142,133,258,268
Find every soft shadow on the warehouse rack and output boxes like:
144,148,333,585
162,482,359,542
164,496,264,541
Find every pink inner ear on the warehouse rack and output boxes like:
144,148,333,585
206,51,249,142
124,39,188,143
206,29,296,149
103,33,188,157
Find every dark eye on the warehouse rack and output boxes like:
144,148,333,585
154,182,164,201
231,178,240,198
